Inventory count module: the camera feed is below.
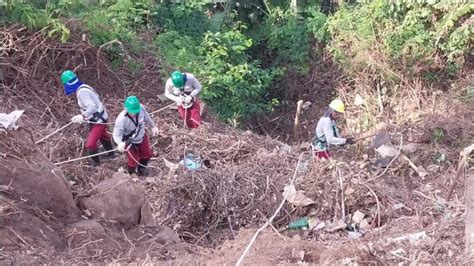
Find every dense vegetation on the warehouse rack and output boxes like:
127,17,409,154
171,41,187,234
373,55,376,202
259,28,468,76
1,0,472,123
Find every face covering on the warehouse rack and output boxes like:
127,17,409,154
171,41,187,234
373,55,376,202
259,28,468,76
63,77,84,96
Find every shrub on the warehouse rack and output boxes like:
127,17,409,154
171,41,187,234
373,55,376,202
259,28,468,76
328,1,473,76
152,3,212,39
306,6,329,44
262,7,311,74
153,30,203,74
198,28,281,122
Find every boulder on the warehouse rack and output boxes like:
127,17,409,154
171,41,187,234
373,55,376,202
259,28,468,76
81,172,156,228
0,130,79,219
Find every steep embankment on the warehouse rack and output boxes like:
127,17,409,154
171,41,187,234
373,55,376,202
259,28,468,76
1,25,473,264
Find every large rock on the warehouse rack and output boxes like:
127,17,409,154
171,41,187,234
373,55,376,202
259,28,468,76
81,172,156,228
0,129,79,219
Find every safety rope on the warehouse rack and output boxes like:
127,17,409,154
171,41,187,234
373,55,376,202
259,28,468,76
53,145,158,170
35,103,175,144
149,102,176,115
54,148,119,165
125,146,159,169
46,102,191,170
35,121,74,144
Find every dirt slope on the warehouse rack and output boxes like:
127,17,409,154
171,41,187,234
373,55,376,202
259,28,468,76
1,25,473,264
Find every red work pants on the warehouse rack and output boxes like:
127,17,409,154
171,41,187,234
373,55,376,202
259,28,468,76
126,133,153,168
314,150,330,160
178,99,202,128
86,124,111,150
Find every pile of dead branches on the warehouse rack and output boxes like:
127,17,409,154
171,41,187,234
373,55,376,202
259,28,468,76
142,123,299,246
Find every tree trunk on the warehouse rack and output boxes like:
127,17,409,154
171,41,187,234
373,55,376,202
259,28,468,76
291,0,305,19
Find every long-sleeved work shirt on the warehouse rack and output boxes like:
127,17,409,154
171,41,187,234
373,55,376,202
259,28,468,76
76,84,108,122
314,115,347,151
165,73,202,104
112,105,155,145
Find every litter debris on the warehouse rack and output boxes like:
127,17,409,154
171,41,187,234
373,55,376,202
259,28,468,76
279,144,292,154
283,184,315,206
288,217,310,230
354,94,365,106
314,221,326,231
180,153,202,170
389,231,430,245
307,217,320,230
390,248,407,257
325,220,346,232
348,231,362,239
392,203,405,210
163,157,180,178
351,210,365,224
435,152,447,163
0,110,24,130
375,144,399,157
403,155,428,178
296,154,311,173
344,187,355,196
302,101,312,109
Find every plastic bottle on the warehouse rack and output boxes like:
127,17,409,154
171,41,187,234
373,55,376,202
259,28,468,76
288,217,309,230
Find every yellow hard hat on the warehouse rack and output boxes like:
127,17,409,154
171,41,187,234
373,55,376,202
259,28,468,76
329,99,345,113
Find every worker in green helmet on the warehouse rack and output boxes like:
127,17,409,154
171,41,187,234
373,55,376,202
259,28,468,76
165,70,202,128
112,96,159,176
61,69,115,167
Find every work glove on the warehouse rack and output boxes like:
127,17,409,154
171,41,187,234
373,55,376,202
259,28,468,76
345,137,355,145
117,142,126,153
152,126,159,137
71,114,84,124
184,95,193,104
176,95,185,106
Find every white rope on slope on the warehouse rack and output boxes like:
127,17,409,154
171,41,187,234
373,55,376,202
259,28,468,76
54,148,119,166
35,121,74,144
236,152,308,266
126,148,159,169
35,104,173,144
87,121,113,125
149,102,176,115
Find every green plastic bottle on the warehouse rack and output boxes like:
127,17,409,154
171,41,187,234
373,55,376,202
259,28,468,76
288,217,309,230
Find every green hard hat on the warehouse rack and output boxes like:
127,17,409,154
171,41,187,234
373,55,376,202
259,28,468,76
124,96,141,114
61,70,76,85
171,71,185,88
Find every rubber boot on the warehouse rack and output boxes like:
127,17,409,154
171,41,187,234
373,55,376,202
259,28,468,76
127,166,137,175
137,159,150,177
101,139,115,159
88,149,100,167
